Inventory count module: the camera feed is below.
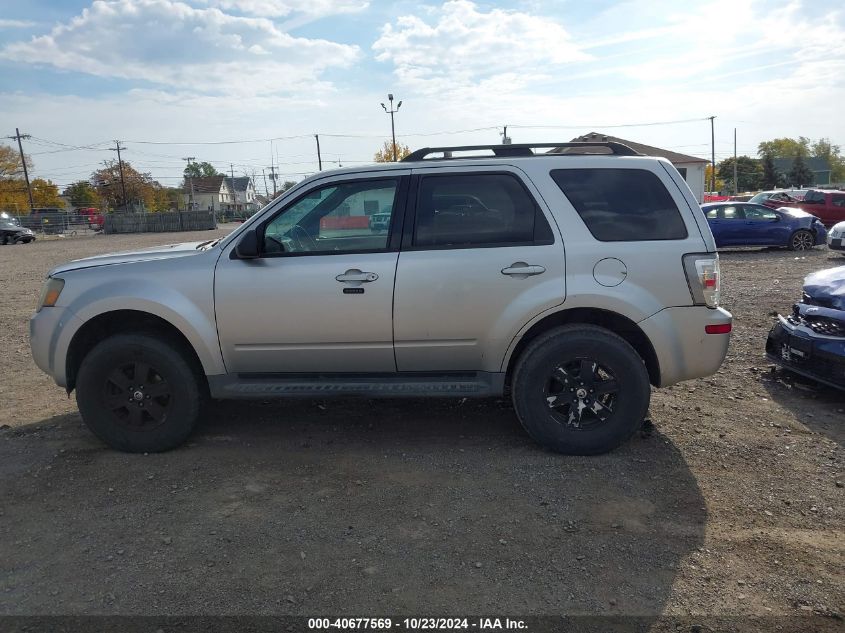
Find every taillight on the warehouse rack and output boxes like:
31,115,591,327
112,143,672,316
683,254,721,308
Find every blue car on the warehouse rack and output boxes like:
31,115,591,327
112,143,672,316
701,202,827,251
766,266,845,390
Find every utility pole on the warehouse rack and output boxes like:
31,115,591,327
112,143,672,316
110,140,128,211
268,165,277,197
733,128,738,195
5,129,34,212
380,93,402,161
181,156,195,210
501,125,512,145
709,116,716,193
315,134,323,171
261,169,269,197
230,163,236,211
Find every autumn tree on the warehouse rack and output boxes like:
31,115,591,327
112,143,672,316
0,144,30,178
704,164,725,192
374,140,411,162
716,156,762,192
0,143,34,213
92,160,168,211
757,137,810,159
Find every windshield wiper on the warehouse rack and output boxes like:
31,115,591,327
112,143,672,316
196,238,221,250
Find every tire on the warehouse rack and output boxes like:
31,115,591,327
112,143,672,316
76,333,203,452
789,229,814,251
511,325,651,455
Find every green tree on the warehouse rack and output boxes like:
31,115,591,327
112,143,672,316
716,156,762,192
810,137,845,183
63,180,100,207
760,155,785,189
374,140,411,162
183,161,221,179
758,137,810,159
788,151,815,187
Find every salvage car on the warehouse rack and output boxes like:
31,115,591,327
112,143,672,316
0,214,36,244
702,202,826,250
766,266,845,390
30,141,732,455
828,221,845,254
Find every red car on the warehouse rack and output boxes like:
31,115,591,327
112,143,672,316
794,190,845,228
78,207,104,230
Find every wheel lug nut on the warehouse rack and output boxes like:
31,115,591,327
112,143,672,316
146,395,150,399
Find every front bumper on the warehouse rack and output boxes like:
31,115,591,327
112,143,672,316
29,306,82,389
638,306,732,387
765,316,845,390
827,233,845,251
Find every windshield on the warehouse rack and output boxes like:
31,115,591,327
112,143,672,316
748,193,770,204
803,190,825,203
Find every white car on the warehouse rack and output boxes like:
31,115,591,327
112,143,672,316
828,221,845,253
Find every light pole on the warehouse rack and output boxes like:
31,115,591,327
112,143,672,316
381,93,402,161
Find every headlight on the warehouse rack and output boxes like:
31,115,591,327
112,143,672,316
37,277,65,311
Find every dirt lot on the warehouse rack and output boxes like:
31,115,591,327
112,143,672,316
0,230,842,629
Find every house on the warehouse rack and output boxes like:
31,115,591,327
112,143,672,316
225,176,259,212
555,132,709,203
771,157,831,186
183,175,234,211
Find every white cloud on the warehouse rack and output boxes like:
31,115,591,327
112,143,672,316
0,19,37,29
197,0,369,18
372,0,590,94
0,0,360,95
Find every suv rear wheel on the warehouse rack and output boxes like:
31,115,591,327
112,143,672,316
76,334,203,452
511,325,650,455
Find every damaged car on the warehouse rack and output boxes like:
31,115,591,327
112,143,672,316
0,213,36,245
766,265,845,390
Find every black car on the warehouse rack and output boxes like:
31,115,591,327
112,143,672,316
766,266,845,390
0,215,36,244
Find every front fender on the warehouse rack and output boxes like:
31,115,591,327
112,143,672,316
63,278,225,377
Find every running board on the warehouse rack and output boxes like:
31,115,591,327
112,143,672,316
207,372,506,399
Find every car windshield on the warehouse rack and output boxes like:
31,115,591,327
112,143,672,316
748,193,770,204
803,190,825,203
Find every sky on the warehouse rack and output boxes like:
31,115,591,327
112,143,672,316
0,0,843,194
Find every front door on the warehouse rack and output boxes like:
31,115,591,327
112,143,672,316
393,168,565,372
215,174,408,373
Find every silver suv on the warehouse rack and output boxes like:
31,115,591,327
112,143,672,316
30,142,732,455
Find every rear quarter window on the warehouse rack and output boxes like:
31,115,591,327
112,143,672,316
550,168,688,241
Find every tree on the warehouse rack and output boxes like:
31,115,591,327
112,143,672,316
788,151,815,188
757,137,810,159
183,161,221,179
0,144,30,178
716,156,762,192
63,181,100,207
704,164,725,193
810,137,845,183
92,160,166,211
760,155,785,189
374,140,411,162
31,179,64,208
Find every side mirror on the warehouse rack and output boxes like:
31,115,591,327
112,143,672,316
773,215,781,222
234,228,260,259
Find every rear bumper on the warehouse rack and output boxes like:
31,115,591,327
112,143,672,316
638,306,732,387
765,317,845,390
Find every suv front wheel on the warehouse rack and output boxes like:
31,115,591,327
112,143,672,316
76,333,203,452
511,325,650,455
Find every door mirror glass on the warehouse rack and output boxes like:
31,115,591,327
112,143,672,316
235,228,260,259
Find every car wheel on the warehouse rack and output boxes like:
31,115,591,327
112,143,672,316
789,229,814,251
76,333,203,452
511,325,650,455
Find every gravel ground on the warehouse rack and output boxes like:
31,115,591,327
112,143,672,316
0,230,842,629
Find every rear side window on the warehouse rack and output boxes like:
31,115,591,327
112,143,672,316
550,168,688,241
413,173,553,248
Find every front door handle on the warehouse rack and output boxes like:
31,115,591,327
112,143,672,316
336,269,378,283
501,262,546,277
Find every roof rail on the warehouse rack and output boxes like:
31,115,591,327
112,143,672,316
402,142,640,162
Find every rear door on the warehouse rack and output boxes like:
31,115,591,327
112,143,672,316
392,167,564,372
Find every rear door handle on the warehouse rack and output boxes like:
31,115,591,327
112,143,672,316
501,262,546,277
336,269,378,283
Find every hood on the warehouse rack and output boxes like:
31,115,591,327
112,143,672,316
49,240,213,275
803,265,845,311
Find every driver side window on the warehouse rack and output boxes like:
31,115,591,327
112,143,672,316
263,178,399,255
